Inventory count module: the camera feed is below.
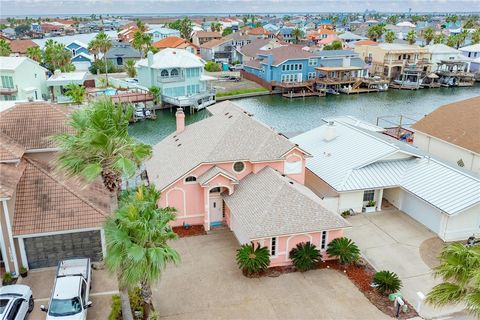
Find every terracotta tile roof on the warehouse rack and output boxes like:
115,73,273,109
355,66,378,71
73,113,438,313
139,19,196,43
0,161,27,199
12,157,111,236
0,102,72,150
247,27,271,36
153,36,188,49
0,133,25,161
9,39,39,54
317,28,337,35
354,39,378,46
411,97,480,154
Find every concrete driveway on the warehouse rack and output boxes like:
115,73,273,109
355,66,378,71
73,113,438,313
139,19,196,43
18,267,118,319
152,229,390,320
345,210,471,319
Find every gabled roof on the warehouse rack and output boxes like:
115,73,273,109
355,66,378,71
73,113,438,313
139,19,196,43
256,45,317,65
152,36,198,49
353,39,378,46
0,56,48,72
0,132,25,162
200,37,230,49
197,166,239,186
291,119,480,215
238,38,284,58
12,157,110,236
145,101,299,190
224,166,350,239
0,161,27,199
105,44,142,59
136,48,204,69
411,97,480,154
459,43,480,52
0,102,72,151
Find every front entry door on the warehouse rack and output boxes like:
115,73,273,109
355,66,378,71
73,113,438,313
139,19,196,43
209,196,223,227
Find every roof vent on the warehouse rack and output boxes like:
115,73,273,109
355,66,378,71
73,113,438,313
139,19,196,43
177,143,182,147
323,121,337,142
228,115,233,119
289,181,294,185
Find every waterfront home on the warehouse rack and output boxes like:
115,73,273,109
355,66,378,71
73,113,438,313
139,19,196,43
0,57,48,101
276,27,296,43
200,38,233,62
192,31,222,46
0,102,110,273
426,43,470,68
459,43,480,59
291,118,480,242
135,49,215,109
234,38,285,64
46,71,88,103
8,39,39,57
411,97,480,174
65,40,93,70
355,43,432,81
152,36,199,55
145,28,181,42
145,102,350,267
105,41,142,68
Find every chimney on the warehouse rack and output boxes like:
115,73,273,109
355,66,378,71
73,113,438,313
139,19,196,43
147,51,154,67
323,121,337,142
175,108,185,134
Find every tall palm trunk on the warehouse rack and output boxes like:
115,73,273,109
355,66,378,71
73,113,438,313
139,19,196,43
120,288,134,320
104,52,109,86
141,281,153,320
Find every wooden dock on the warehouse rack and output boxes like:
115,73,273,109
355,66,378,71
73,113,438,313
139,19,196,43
282,91,326,98
340,88,380,94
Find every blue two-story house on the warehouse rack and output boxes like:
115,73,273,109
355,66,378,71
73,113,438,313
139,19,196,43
66,41,93,71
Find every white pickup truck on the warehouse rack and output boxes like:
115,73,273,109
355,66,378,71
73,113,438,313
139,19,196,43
40,258,93,320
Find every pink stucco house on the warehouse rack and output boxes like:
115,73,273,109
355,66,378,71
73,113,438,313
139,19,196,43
145,101,350,266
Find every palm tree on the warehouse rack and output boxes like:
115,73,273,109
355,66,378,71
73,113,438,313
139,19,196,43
53,98,152,193
124,59,137,78
93,32,112,84
105,184,180,319
148,86,161,105
434,33,445,44
0,39,11,56
88,39,100,60
326,237,360,265
135,19,147,33
472,28,480,44
44,41,73,72
179,17,193,40
367,25,385,41
423,27,434,45
64,84,86,105
291,28,304,44
385,31,395,43
446,34,458,48
406,29,417,45
26,46,42,62
457,29,469,47
426,243,480,317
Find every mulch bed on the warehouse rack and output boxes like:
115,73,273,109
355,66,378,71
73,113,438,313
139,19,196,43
172,225,206,238
248,259,418,319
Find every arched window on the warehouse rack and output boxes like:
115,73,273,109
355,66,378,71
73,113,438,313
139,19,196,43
161,69,169,77
233,161,245,173
171,68,179,77
185,176,197,183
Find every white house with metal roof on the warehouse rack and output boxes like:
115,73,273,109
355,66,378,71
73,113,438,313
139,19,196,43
291,118,480,242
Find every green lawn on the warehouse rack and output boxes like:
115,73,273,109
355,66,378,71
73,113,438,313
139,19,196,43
216,88,268,97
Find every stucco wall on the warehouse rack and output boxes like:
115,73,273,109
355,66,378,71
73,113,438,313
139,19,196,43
338,191,364,212
443,205,480,241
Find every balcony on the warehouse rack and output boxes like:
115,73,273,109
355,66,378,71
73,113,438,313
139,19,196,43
384,57,431,65
157,76,184,83
0,86,18,95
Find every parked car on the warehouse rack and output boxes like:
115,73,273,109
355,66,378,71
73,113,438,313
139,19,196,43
40,258,92,320
0,284,34,320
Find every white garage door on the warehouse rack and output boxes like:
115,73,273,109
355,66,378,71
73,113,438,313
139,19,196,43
400,190,443,233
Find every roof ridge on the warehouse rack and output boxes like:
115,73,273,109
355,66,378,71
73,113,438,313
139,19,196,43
0,132,25,159
24,157,110,218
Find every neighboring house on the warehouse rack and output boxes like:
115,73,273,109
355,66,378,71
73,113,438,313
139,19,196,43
245,27,273,39
470,56,480,73
426,44,470,68
277,27,295,43
192,31,222,46
355,43,432,80
291,118,480,242
135,49,215,109
411,97,480,173
337,31,367,43
105,41,142,68
118,25,140,43
46,71,88,103
0,102,110,274
65,40,89,57
235,38,285,63
459,43,480,59
152,36,199,55
65,41,93,70
200,38,233,62
145,28,181,42
8,39,39,57
1,28,16,39
0,57,48,101
145,101,350,267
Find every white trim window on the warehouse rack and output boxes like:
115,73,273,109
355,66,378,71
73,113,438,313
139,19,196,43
308,72,316,79
270,237,277,256
308,58,317,66
320,231,328,250
363,190,375,202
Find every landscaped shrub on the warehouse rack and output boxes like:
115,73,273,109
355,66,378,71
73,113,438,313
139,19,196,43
2,272,14,285
326,237,361,265
89,59,117,74
204,61,221,72
373,270,403,295
236,242,270,276
289,242,322,272
108,295,122,320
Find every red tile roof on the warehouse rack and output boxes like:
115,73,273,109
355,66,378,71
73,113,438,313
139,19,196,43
9,39,39,54
0,132,25,162
354,39,378,46
152,36,198,49
247,27,271,36
0,161,27,199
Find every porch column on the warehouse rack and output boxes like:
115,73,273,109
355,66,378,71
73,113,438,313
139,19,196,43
203,188,210,231
100,229,107,259
0,211,10,273
2,200,19,275
376,189,384,211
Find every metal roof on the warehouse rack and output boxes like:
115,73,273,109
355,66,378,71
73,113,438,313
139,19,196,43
291,119,480,215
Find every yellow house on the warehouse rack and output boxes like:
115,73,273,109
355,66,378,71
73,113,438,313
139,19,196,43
355,43,432,80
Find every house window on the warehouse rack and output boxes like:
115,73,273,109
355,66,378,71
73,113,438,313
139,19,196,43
185,176,197,183
270,237,277,256
233,161,245,173
284,158,302,174
298,64,303,70
308,72,316,79
116,57,123,65
363,190,375,202
210,187,221,193
320,231,327,250
160,69,169,77
171,68,179,77
308,58,317,66
1,75,14,88
457,159,465,167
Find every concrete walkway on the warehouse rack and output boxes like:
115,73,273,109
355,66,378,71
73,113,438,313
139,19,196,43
345,210,472,319
152,229,391,320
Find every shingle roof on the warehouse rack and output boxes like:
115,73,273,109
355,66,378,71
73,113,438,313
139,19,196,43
257,45,317,65
0,161,26,199
195,31,221,38
9,39,39,54
411,97,480,154
238,39,272,57
200,37,230,49
197,166,239,186
145,101,297,190
105,44,142,59
0,133,25,162
0,102,72,150
224,167,350,239
12,157,111,236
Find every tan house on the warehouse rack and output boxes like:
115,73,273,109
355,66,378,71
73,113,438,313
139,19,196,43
355,43,432,80
192,31,222,46
411,96,480,173
0,102,110,275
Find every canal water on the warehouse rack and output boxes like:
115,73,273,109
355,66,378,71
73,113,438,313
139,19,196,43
129,85,480,145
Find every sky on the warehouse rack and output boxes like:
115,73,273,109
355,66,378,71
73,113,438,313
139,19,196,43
1,0,479,17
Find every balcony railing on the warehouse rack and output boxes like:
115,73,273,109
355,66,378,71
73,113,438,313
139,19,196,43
157,76,184,83
384,57,431,65
0,86,18,95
